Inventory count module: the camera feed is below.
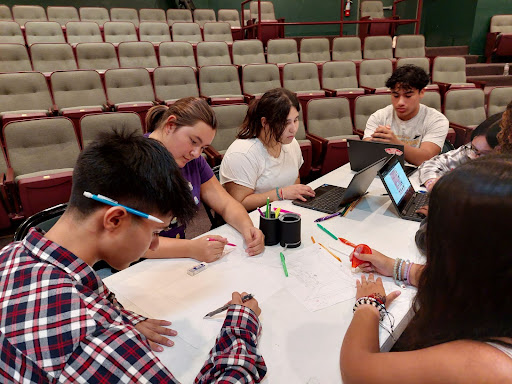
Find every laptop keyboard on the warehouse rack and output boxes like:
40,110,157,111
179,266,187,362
403,193,429,219
302,186,347,211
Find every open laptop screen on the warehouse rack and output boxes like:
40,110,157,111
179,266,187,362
379,156,415,211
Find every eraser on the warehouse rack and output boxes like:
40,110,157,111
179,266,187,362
187,262,208,276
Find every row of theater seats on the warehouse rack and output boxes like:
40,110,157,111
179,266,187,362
0,5,249,29
0,20,238,46
3,83,509,228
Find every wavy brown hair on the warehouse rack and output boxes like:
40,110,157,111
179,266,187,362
403,154,512,350
497,100,512,153
237,88,300,144
145,97,217,133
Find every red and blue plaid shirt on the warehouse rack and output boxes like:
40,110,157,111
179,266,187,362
0,228,266,383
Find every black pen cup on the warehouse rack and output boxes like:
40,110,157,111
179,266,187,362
259,212,280,246
279,213,301,248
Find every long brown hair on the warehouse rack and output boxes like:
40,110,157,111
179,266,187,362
403,154,512,350
497,100,512,153
145,97,217,133
237,88,300,144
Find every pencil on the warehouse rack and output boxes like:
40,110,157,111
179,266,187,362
318,242,342,263
311,236,316,244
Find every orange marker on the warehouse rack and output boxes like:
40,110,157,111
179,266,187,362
338,237,357,248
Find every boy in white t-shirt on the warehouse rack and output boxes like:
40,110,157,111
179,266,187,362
363,65,449,166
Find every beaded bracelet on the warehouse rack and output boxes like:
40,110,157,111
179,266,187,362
405,261,414,285
353,296,386,321
393,258,401,286
275,187,283,201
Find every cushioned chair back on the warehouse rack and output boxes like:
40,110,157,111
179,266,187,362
104,21,138,43
0,72,52,113
210,104,248,153
76,42,119,70
296,107,307,141
444,89,486,126
233,39,265,65
282,62,320,92
0,43,32,72
80,112,142,147
167,9,192,26
490,15,512,33
358,59,392,88
197,41,231,66
354,94,390,131
250,1,276,21
104,68,154,104
218,9,241,28
421,91,441,112
193,9,216,27
172,22,202,43
31,43,77,72
360,1,384,18
267,38,298,64
12,5,47,24
139,22,170,42
432,56,467,84
363,35,392,59
66,22,103,45
0,21,24,44
488,87,512,116
51,70,106,109
300,38,330,62
14,203,67,242
396,57,430,74
25,21,65,46
395,35,425,58
110,8,139,27
307,97,353,137
140,8,166,23
0,5,12,21
322,61,358,89
47,6,79,26
199,65,241,97
242,64,280,95
79,7,110,26
159,41,196,67
203,22,233,42
421,91,442,112
118,41,158,68
332,37,362,61
4,117,79,175
153,66,199,101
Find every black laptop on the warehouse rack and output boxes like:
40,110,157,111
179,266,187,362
347,139,417,176
292,157,387,214
378,155,429,222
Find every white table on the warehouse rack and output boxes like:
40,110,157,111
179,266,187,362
104,164,425,384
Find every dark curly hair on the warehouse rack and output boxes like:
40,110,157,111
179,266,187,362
385,64,430,91
497,100,512,153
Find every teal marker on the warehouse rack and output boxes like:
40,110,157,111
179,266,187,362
317,223,338,240
280,252,288,277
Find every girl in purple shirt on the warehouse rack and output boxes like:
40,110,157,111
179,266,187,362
145,98,265,262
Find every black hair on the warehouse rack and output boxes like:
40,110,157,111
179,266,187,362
69,130,196,224
237,88,300,144
471,112,502,148
404,154,512,350
385,64,430,92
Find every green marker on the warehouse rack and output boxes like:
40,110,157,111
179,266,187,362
280,252,288,277
317,223,338,240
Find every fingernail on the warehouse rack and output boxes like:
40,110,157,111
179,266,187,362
170,330,177,336
157,346,163,351
167,340,174,346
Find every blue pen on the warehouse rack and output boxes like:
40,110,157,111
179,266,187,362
83,191,164,224
314,211,342,223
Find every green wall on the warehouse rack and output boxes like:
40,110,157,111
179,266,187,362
470,0,512,55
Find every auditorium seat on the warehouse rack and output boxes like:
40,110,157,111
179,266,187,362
12,5,47,28
363,35,393,59
203,22,233,43
139,21,171,45
306,97,359,175
300,38,331,63
267,38,299,68
75,42,119,72
118,41,158,70
159,41,197,68
332,36,363,62
0,5,12,21
295,108,313,179
232,39,265,65
485,15,512,63
47,6,79,27
0,21,26,44
196,41,231,66
30,43,77,74
25,21,65,46
171,22,202,44
193,9,216,28
66,21,103,46
241,63,281,100
139,8,166,23
395,35,426,58
103,21,138,46
487,86,512,116
167,9,193,27
358,59,393,93
0,43,32,72
199,65,244,105
3,117,80,217
353,93,391,136
217,9,242,40
432,56,479,95
79,7,110,28
80,112,143,148
153,66,199,105
110,8,139,28
204,103,248,166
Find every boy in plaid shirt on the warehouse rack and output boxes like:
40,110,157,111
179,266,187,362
0,132,266,383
